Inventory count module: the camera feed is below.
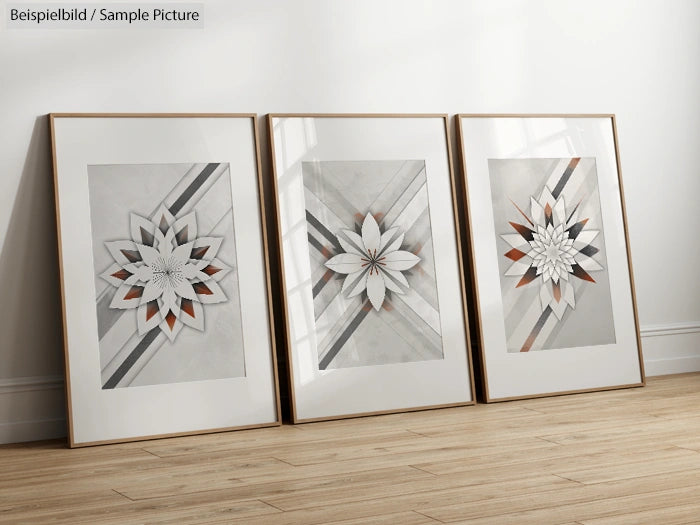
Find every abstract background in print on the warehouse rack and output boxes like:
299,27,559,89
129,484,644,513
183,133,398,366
489,157,616,353
303,160,444,369
87,163,245,388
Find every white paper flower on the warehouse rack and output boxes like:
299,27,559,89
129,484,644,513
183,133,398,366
528,223,577,284
324,213,420,311
100,204,231,341
502,187,603,320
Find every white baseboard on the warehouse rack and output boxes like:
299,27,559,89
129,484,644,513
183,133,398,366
0,321,698,444
0,375,67,445
643,356,700,377
640,321,700,339
0,375,64,394
0,418,67,444
640,322,700,376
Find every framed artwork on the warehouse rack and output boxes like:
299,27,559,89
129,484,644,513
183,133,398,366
50,113,280,446
268,114,475,422
457,114,644,401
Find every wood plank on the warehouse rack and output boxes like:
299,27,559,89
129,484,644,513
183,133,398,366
144,429,432,462
1,372,699,524
271,431,548,467
417,470,700,523
415,442,683,478
0,490,128,517
213,476,575,525
0,493,279,525
262,468,571,512
244,437,555,484
579,501,700,525
322,510,440,524
117,465,433,503
408,411,664,440
416,443,700,483
555,451,700,484
446,485,700,524
539,416,700,446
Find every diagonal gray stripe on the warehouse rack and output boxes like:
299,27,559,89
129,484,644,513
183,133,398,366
316,296,363,354
551,158,580,200
521,306,552,352
102,328,160,389
308,231,327,255
306,211,342,253
312,275,330,298
169,163,220,215
319,302,371,370
308,231,335,299
96,288,120,340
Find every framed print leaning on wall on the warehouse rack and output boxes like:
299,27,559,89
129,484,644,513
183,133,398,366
50,113,280,446
457,114,644,401
268,114,475,422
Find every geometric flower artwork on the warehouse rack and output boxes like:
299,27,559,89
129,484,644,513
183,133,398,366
324,213,421,312
303,160,445,370
489,157,616,352
100,205,231,343
87,163,245,388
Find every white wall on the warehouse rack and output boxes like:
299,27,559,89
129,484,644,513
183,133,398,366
1,0,699,443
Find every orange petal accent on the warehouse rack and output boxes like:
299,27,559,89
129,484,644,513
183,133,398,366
516,267,538,288
572,264,596,283
124,285,143,300
165,311,177,330
553,281,561,303
193,282,213,295
120,249,141,263
111,269,132,281
505,248,527,261
510,198,534,226
509,222,535,241
202,265,221,276
191,246,210,260
180,298,195,318
146,300,159,321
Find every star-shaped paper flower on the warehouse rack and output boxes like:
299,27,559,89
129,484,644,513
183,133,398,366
324,213,420,311
100,205,231,341
529,222,577,283
502,187,603,320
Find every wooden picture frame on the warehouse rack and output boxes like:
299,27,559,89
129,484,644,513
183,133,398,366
457,114,645,401
50,113,280,446
268,113,475,422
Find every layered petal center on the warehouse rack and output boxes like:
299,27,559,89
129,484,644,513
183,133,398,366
100,207,232,342
324,213,420,311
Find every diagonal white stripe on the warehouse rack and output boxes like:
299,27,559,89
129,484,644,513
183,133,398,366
394,287,441,336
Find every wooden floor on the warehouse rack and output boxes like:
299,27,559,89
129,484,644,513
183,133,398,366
2,374,700,524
